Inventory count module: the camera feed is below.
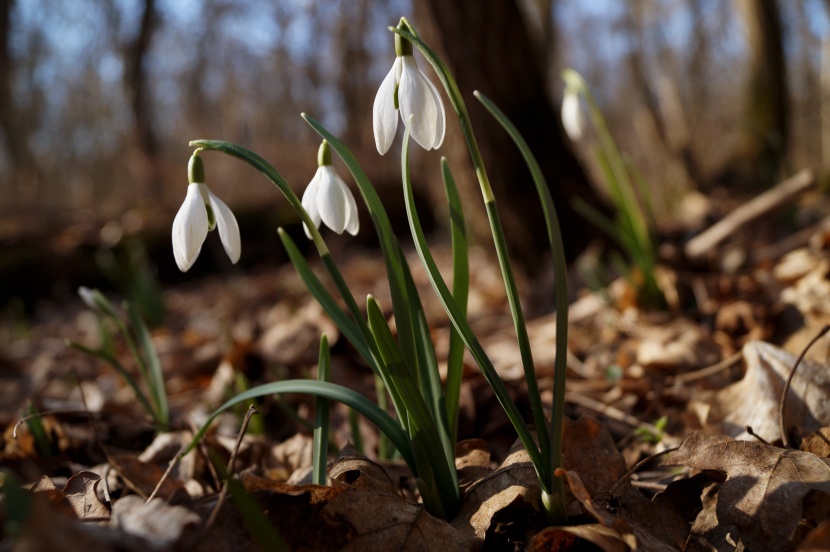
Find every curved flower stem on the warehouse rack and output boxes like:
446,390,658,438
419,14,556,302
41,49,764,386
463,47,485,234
188,140,407,437
391,22,552,486
400,116,546,491
475,91,569,524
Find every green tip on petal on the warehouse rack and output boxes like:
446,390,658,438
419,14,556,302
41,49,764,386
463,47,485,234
318,140,332,167
188,151,205,184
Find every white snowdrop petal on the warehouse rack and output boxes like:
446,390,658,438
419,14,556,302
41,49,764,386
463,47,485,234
208,190,241,264
317,167,348,234
172,183,209,272
302,171,323,239
373,58,401,155
399,56,441,150
343,178,360,236
424,75,446,149
561,90,583,141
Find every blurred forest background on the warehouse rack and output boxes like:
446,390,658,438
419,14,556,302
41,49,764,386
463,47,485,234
1,0,829,314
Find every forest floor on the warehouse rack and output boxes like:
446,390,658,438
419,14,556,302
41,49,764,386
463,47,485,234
3,173,830,551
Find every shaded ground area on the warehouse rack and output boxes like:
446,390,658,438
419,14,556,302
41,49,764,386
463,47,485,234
3,176,830,550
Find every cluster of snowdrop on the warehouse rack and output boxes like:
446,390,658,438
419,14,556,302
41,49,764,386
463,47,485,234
172,22,446,271
166,16,578,524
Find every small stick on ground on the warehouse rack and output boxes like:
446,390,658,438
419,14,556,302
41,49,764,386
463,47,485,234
671,351,742,385
779,325,830,448
684,169,815,260
147,445,187,503
189,419,222,492
204,404,259,531
565,391,681,447
13,409,95,438
746,425,771,445
607,446,679,497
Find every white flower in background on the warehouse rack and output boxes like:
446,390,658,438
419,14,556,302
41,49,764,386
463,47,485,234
172,152,240,272
561,88,583,141
302,140,359,238
373,23,445,155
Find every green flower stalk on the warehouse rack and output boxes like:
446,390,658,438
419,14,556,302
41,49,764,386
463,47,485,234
562,68,664,309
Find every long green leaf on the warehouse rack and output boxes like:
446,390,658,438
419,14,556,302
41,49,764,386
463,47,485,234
474,91,571,523
126,302,169,430
441,159,468,445
398,120,546,487
183,380,414,473
300,115,421,400
393,26,550,477
313,335,331,485
367,296,459,518
67,340,157,426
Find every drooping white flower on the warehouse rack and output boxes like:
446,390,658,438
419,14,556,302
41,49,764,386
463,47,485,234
172,153,241,272
301,140,359,239
561,88,583,141
373,24,445,155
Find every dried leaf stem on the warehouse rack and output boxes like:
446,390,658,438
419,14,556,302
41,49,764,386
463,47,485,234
779,325,830,448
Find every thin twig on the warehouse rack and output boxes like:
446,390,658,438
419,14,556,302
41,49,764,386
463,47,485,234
13,409,92,438
684,169,815,260
189,419,222,492
779,325,830,448
671,352,743,385
607,446,679,497
204,404,259,531
147,446,186,503
565,391,681,447
745,425,770,445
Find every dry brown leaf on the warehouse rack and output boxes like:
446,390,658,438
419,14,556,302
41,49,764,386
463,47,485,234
138,430,198,484
528,524,633,552
801,427,830,457
691,340,830,443
111,495,201,548
110,453,184,499
62,471,110,520
452,436,541,545
267,432,313,483
555,468,607,525
679,479,735,552
455,438,492,490
797,518,830,551
233,447,469,551
669,431,830,551
13,492,150,552
257,300,338,365
635,317,721,371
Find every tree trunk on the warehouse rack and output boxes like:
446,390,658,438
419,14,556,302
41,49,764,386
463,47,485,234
0,0,36,203
124,0,162,196
412,0,607,265
720,0,788,189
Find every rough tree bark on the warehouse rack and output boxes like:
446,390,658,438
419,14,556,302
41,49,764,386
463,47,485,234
124,0,162,196
719,0,788,189
412,0,607,265
0,0,35,200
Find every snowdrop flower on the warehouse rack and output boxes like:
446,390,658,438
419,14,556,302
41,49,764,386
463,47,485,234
301,140,359,239
373,20,445,155
561,88,583,141
172,152,240,272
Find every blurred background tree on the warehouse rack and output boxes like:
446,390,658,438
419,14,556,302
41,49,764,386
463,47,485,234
1,0,828,309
